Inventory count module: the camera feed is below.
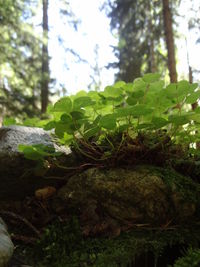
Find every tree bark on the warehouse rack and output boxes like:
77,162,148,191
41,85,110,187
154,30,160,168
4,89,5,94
41,0,49,113
162,0,177,82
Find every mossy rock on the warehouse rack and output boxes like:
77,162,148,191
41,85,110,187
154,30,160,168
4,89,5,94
54,165,200,235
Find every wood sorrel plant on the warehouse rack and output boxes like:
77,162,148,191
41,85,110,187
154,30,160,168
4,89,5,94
19,73,200,166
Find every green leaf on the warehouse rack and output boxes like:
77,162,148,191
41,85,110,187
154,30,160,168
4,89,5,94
188,113,200,123
131,90,145,99
130,105,154,116
126,97,137,106
168,115,190,126
19,146,43,160
186,91,200,104
104,85,123,98
113,81,126,88
136,123,153,130
176,80,190,96
53,97,72,113
142,73,161,83
70,111,85,120
61,113,86,127
149,81,164,92
60,113,72,123
55,121,74,138
164,81,191,101
123,83,133,92
164,84,177,99
115,106,135,117
84,126,101,139
87,91,101,101
132,78,146,91
99,114,116,130
151,117,169,128
92,115,102,126
18,144,59,161
59,133,73,145
189,83,198,92
74,90,88,97
44,121,56,130
116,105,154,117
60,133,73,145
73,96,95,109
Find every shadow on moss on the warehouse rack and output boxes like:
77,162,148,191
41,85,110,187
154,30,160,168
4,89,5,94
19,217,200,267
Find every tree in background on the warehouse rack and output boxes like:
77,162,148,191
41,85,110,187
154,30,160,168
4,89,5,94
41,0,49,113
186,0,200,110
162,0,177,82
0,0,81,118
188,0,200,81
0,0,42,117
88,44,102,91
105,0,182,83
105,0,166,82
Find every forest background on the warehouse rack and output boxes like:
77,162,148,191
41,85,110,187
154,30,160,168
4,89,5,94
0,0,199,121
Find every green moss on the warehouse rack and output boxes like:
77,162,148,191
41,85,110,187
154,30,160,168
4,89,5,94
144,165,200,203
172,248,200,267
25,218,200,267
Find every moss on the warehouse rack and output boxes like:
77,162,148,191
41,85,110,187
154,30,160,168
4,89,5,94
150,165,200,203
172,248,200,267
24,218,200,267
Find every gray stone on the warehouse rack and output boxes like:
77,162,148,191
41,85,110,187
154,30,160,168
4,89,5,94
0,125,70,154
0,126,74,200
0,217,14,267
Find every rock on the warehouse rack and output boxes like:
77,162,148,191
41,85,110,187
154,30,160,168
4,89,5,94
0,125,69,154
55,166,199,235
0,217,14,267
0,126,75,200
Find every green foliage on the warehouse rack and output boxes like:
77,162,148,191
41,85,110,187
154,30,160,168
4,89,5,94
39,73,200,161
17,73,200,167
27,219,200,267
18,144,61,161
172,248,200,267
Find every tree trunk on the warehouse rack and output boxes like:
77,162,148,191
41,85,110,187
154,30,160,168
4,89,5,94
186,38,197,110
150,38,156,73
41,0,49,113
147,0,156,73
162,0,177,83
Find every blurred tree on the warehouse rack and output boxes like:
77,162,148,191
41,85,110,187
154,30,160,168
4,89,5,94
0,0,81,117
162,0,177,82
105,0,182,83
105,0,166,82
41,0,49,113
0,0,42,117
188,0,200,82
186,0,200,110
88,44,102,91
